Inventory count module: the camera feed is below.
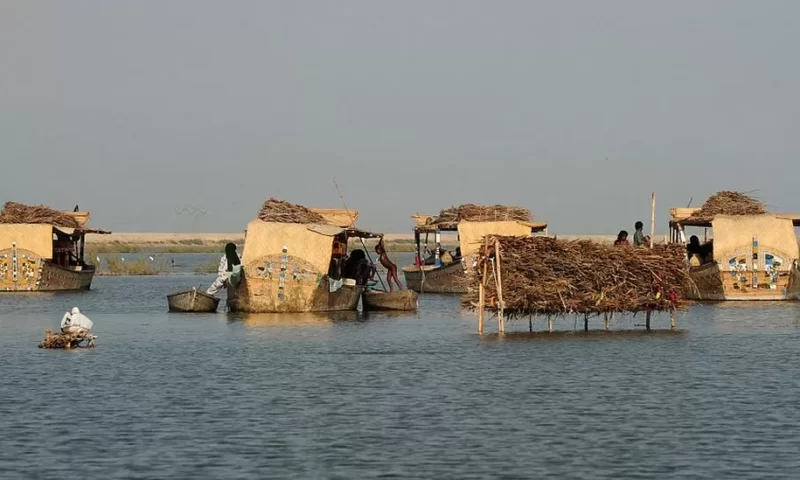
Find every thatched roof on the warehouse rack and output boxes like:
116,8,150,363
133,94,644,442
465,236,693,318
257,198,327,224
688,191,766,222
420,204,532,229
0,202,81,229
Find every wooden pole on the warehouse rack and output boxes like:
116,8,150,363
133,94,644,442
670,311,676,330
548,316,553,332
646,311,652,331
604,313,609,331
584,314,588,332
529,314,533,333
478,238,489,335
495,239,505,334
650,192,656,249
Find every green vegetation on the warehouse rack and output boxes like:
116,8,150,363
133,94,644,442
87,239,240,254
102,257,169,276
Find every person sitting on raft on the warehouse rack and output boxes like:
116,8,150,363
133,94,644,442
207,242,241,296
375,235,402,292
61,307,94,336
613,230,630,246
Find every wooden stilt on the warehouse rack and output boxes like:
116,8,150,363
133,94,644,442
584,314,588,332
495,239,505,334
529,314,533,332
604,313,609,331
646,311,652,331
670,310,676,330
548,316,553,332
478,255,488,335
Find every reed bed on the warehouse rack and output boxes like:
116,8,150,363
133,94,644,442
434,204,531,225
465,236,693,319
689,191,766,220
257,198,326,224
0,202,80,228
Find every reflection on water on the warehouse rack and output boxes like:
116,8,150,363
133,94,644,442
1,263,800,479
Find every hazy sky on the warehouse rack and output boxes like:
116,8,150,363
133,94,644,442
2,1,798,234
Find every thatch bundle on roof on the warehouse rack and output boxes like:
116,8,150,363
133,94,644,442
690,191,766,220
465,236,693,318
0,202,80,228
257,198,327,224
434,204,532,225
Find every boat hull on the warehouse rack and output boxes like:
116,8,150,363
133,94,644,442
687,261,800,301
402,262,468,294
362,290,419,311
1,247,95,292
167,289,221,312
228,266,364,313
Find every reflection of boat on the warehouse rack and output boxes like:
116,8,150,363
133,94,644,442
0,206,110,292
167,288,220,312
233,311,360,327
670,207,800,300
362,289,419,311
403,213,547,294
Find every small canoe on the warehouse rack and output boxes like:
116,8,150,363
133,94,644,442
167,288,220,312
362,289,419,311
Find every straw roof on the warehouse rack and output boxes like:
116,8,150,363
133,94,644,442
420,204,532,229
465,236,693,318
688,191,766,221
257,198,327,224
0,202,81,229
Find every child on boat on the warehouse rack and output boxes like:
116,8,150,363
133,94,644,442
375,235,402,292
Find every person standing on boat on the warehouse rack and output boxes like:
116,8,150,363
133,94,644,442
61,307,94,336
207,243,241,296
375,235,402,292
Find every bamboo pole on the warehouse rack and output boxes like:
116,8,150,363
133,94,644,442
495,239,505,334
478,238,489,334
650,192,656,249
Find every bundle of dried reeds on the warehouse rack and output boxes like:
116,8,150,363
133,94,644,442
0,202,80,228
690,191,766,219
257,198,327,224
38,329,96,349
465,236,693,318
435,204,532,225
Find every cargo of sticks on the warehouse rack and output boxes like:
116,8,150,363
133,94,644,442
0,202,80,228
465,236,694,318
689,191,766,220
38,329,97,349
257,198,326,224
434,204,532,225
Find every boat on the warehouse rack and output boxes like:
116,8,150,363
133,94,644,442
227,201,382,313
0,204,110,292
669,204,800,301
403,209,548,294
167,288,221,312
362,289,419,311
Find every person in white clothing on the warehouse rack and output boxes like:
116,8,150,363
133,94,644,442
61,307,94,336
207,243,242,296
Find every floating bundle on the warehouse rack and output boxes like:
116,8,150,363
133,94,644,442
0,202,80,228
465,236,694,318
434,204,532,225
38,329,96,349
689,191,766,220
257,198,326,224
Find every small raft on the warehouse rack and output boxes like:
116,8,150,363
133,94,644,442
362,289,419,311
167,288,220,312
39,329,96,349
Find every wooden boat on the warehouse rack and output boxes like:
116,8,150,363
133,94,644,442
167,288,220,312
227,210,381,313
669,208,800,301
362,289,419,311
0,212,110,292
403,215,548,294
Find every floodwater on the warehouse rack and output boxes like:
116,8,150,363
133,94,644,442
2,254,800,479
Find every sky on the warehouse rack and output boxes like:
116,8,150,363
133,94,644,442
1,1,799,234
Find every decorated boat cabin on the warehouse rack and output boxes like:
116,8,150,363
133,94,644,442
402,204,547,294
228,198,381,313
669,192,800,301
0,202,110,292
